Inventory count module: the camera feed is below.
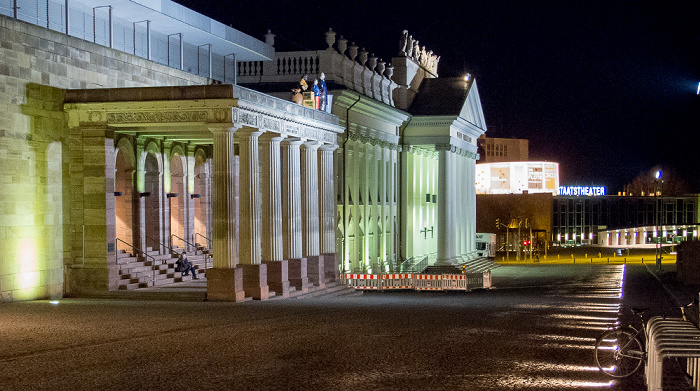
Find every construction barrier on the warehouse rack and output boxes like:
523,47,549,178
342,272,492,292
344,273,380,289
441,274,467,290
415,274,443,290
381,273,415,289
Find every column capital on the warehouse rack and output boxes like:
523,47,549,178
208,123,240,134
259,132,286,143
302,140,321,150
320,144,339,152
236,127,264,138
283,137,304,146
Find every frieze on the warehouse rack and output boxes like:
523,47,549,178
107,111,208,124
285,124,300,136
238,111,258,127
262,117,282,132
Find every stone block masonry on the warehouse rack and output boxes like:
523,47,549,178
0,14,207,302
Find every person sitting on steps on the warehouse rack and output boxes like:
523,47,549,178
175,251,198,279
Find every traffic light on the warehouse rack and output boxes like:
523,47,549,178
496,218,500,229
522,240,531,246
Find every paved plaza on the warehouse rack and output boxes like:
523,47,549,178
0,264,697,391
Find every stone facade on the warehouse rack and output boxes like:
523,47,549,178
0,15,206,301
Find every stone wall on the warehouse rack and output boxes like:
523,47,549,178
0,15,207,301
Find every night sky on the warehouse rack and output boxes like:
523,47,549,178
174,0,700,193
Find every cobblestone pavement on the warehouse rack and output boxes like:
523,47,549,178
0,264,695,390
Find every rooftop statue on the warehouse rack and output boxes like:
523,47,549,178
399,30,409,56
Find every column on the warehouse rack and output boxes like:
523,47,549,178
237,128,268,300
185,144,196,252
135,138,147,253
260,133,289,297
206,125,244,302
301,141,324,288
319,144,338,282
467,154,477,258
282,139,308,293
436,144,456,264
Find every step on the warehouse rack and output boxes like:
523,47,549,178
118,281,149,290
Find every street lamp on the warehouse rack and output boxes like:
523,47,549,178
655,170,662,271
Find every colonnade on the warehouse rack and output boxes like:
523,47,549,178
208,125,338,301
436,144,478,264
339,133,399,274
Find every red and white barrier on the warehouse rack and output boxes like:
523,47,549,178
381,273,414,289
442,274,467,290
343,272,491,291
414,274,442,290
343,273,380,289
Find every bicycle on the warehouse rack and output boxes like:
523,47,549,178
594,302,696,378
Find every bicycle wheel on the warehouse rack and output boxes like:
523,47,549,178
594,327,644,378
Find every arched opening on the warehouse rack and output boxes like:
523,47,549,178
169,153,186,250
115,145,135,247
194,153,210,249
144,152,162,253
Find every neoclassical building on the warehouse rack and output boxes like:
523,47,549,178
240,30,488,275
0,1,490,303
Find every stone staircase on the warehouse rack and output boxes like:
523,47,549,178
116,246,213,290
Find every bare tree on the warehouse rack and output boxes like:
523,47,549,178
624,167,691,196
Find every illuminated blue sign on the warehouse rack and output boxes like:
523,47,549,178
558,186,606,196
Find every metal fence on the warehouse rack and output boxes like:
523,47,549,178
1,0,236,83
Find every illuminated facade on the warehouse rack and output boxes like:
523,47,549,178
477,136,528,163
240,32,487,272
0,3,489,302
552,195,699,246
475,161,559,195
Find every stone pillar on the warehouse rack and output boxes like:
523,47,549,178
302,141,324,288
436,144,456,265
206,125,244,302
237,128,268,300
282,139,308,293
319,144,338,282
135,138,147,253
260,133,289,298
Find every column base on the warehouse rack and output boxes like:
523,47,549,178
435,257,458,266
322,253,338,282
240,264,270,300
306,255,325,288
288,258,309,293
263,260,290,298
206,268,246,302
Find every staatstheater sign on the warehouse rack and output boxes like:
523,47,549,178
557,186,606,196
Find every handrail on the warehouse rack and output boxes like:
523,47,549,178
146,235,177,256
115,238,160,287
194,232,212,248
171,234,197,251
173,234,211,271
415,256,429,273
398,257,415,272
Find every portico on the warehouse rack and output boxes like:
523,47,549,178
64,84,343,301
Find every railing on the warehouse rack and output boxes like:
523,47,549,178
398,256,429,273
414,256,429,273
194,232,212,249
115,238,159,287
171,234,195,252
173,234,210,271
146,235,176,256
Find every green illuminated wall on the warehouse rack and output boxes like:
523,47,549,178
0,15,205,302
